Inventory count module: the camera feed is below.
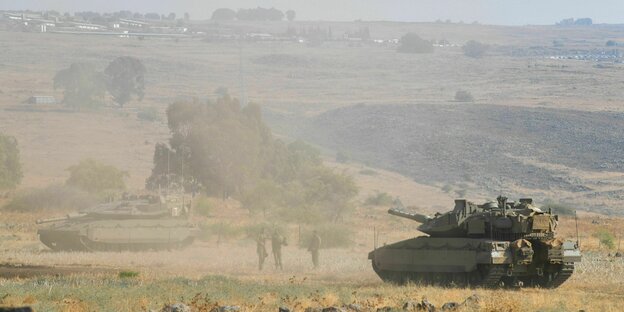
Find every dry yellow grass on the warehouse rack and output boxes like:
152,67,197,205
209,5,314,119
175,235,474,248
1,22,624,311
1,201,623,311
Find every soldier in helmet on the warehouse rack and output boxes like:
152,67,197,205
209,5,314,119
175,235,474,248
271,229,287,270
256,230,268,271
307,230,322,269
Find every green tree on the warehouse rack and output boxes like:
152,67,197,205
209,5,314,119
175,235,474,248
66,159,127,194
53,63,106,109
286,10,296,22
211,8,236,21
397,33,433,53
0,133,22,190
104,56,146,107
147,96,358,223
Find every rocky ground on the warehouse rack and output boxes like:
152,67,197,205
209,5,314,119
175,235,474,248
288,103,624,214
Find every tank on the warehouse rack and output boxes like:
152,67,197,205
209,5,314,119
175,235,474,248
36,194,196,252
368,196,582,288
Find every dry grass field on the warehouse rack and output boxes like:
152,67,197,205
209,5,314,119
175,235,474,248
1,21,624,311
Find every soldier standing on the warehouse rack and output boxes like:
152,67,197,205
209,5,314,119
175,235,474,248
308,230,322,269
271,230,287,270
256,231,268,271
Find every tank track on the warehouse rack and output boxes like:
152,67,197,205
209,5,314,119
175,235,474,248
480,265,506,288
372,263,507,288
541,263,574,288
79,236,195,252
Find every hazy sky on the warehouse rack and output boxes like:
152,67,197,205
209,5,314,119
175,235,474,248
2,0,624,25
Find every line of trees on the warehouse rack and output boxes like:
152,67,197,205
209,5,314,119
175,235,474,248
71,11,190,23
53,56,146,109
211,7,296,22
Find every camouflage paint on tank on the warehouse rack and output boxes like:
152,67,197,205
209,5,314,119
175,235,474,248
36,194,196,252
369,196,581,288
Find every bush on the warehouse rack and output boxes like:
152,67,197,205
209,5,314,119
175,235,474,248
193,195,213,217
462,40,488,58
594,229,615,249
454,90,474,102
3,185,96,212
397,33,433,53
358,169,378,176
137,106,160,122
118,271,139,278
364,192,394,206
0,133,22,190
606,40,619,47
66,159,127,194
298,224,354,249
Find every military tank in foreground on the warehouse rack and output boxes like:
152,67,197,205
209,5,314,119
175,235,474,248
37,194,196,252
369,196,581,288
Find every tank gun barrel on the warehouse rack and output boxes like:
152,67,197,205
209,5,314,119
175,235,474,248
388,208,430,223
36,213,87,224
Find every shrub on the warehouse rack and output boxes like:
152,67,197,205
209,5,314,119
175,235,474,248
358,169,378,176
0,133,22,190
3,185,96,212
298,224,354,249
364,192,394,206
441,184,453,193
594,229,615,249
454,90,474,102
193,195,213,217
397,33,433,53
137,106,160,122
118,271,139,278
66,159,127,194
462,40,488,58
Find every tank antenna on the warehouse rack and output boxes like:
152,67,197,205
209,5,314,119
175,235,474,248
373,226,377,250
574,210,581,249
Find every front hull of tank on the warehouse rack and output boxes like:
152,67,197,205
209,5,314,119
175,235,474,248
38,219,195,252
369,237,579,288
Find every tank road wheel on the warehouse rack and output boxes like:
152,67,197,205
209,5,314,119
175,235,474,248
473,264,506,288
536,263,575,288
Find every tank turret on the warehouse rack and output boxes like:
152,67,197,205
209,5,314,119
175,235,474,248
389,196,559,241
369,196,581,288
